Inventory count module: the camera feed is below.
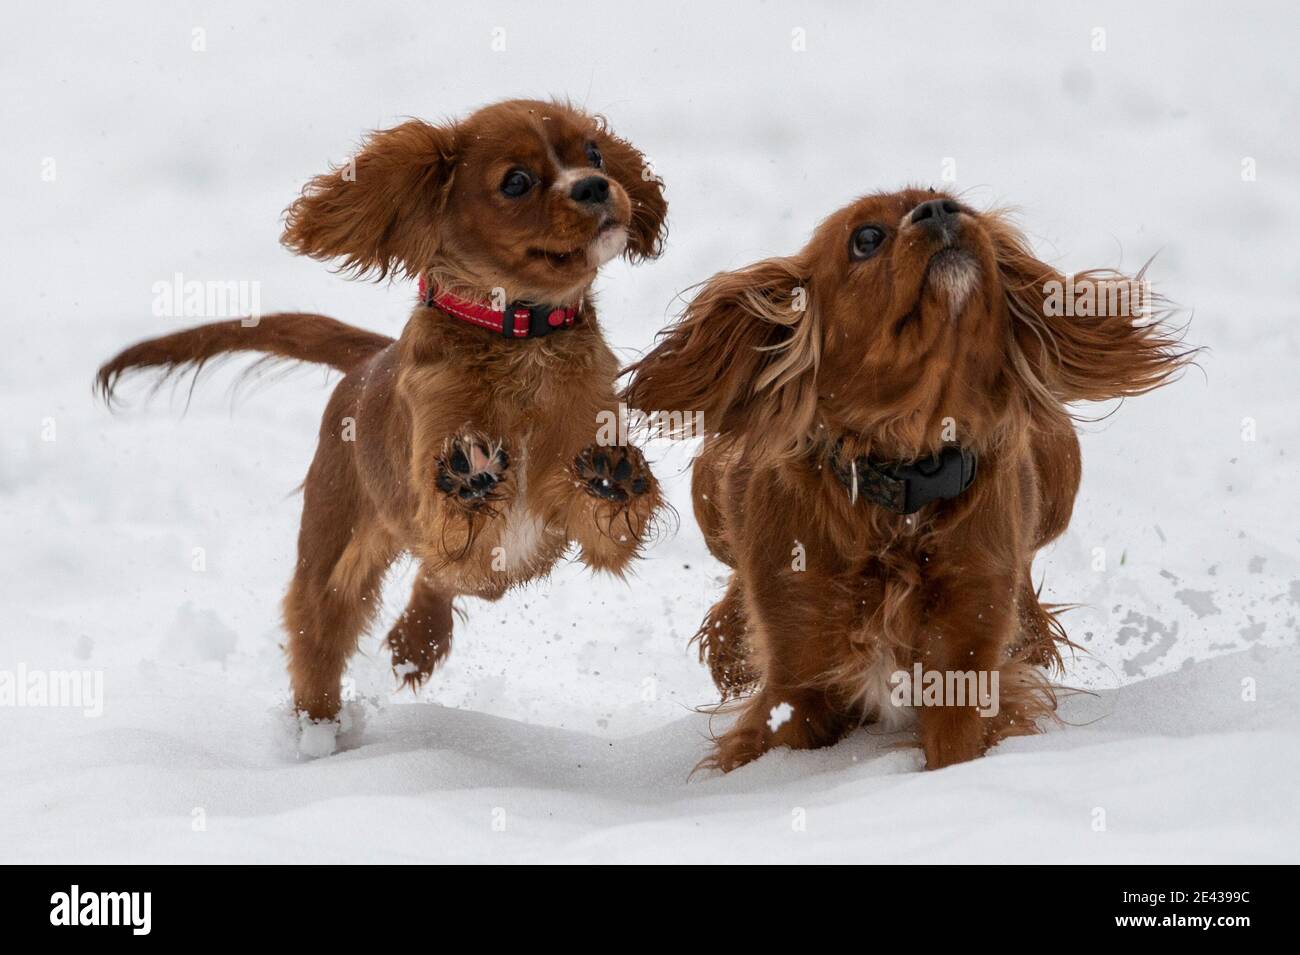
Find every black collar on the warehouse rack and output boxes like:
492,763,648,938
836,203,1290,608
829,441,978,514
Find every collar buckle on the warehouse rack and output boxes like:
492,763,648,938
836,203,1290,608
507,302,576,339
888,446,978,512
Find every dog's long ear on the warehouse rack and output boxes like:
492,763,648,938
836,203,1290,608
623,256,819,455
282,120,456,280
990,215,1194,408
591,115,667,261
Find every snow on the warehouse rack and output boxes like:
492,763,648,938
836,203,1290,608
296,716,343,760
2,0,1298,863
2,645,1296,863
767,702,795,733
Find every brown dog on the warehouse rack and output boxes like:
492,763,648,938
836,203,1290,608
624,188,1190,771
98,99,668,737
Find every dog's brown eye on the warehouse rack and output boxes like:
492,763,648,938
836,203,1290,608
850,225,886,260
585,142,603,169
500,169,535,198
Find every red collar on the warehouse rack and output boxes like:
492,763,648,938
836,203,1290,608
418,275,580,340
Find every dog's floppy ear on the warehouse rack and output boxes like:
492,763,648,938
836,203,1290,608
282,120,456,280
591,115,667,262
623,256,820,454
989,216,1194,408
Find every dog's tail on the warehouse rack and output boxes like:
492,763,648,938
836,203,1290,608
95,313,394,405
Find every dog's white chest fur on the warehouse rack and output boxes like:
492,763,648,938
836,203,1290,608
856,642,915,732
497,440,548,574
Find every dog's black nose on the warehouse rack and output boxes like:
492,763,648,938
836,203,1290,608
570,176,610,205
910,198,961,227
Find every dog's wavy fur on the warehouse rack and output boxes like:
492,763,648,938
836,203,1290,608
98,99,668,724
625,188,1192,770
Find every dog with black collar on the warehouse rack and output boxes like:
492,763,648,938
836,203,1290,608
625,186,1190,771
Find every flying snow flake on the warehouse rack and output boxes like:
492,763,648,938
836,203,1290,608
767,701,794,733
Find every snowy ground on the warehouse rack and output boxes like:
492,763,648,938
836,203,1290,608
2,1,1298,863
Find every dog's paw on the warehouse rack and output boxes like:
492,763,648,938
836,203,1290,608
695,599,760,701
700,724,769,774
297,716,340,759
573,444,652,504
386,621,452,693
918,705,989,770
436,433,509,507
706,636,760,702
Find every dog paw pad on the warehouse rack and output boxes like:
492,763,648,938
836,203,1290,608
574,445,652,503
436,434,508,505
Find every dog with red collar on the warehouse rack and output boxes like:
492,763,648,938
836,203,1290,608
96,99,668,747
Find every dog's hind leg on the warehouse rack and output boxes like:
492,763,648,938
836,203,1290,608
385,573,455,691
283,516,394,722
283,429,395,722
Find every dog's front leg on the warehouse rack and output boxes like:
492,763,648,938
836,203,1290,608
412,428,514,560
913,562,1021,770
396,365,515,558
704,570,856,772
564,442,662,575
